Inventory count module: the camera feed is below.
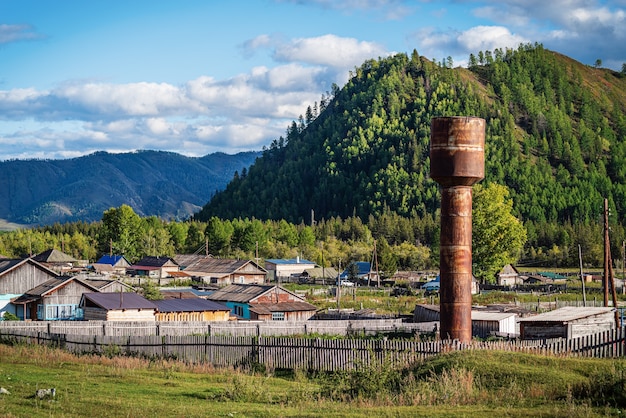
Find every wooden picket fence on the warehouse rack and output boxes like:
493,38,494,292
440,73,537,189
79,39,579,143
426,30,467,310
1,326,625,371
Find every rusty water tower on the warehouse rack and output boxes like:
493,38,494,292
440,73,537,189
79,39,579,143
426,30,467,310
430,116,485,342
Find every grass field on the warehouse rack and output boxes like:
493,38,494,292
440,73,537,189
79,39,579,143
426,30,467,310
0,342,624,417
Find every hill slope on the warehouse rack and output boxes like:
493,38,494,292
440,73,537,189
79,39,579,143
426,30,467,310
0,150,259,226
196,44,626,230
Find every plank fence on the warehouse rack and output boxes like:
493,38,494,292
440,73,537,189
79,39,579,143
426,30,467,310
1,324,625,371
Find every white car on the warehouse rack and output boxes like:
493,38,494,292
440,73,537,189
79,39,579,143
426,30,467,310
338,280,355,287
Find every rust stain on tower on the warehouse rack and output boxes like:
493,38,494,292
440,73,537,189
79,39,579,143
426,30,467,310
430,116,485,342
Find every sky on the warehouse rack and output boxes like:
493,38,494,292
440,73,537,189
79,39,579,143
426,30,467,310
1,0,625,161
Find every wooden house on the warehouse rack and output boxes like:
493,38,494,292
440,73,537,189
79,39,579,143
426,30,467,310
497,264,522,286
518,307,616,339
92,254,131,275
154,298,231,321
0,258,60,295
127,256,180,283
79,292,157,321
207,284,318,321
11,276,100,321
176,255,267,286
264,257,316,282
32,249,79,274
1,258,60,319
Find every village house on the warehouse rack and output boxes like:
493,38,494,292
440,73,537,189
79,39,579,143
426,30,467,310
154,298,231,321
11,276,100,321
0,258,60,319
497,264,522,286
79,292,157,321
127,256,180,284
175,255,267,286
92,254,131,276
207,284,318,321
264,257,316,282
32,249,82,274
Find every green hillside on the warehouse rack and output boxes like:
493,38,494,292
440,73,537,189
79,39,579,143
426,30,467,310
196,44,626,259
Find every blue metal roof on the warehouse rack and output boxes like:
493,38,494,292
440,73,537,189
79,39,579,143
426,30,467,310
96,254,126,265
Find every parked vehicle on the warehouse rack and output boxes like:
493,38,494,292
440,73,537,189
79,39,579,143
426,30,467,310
422,276,440,293
337,280,355,287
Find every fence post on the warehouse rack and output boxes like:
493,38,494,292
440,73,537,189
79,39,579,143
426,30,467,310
102,323,106,336
207,324,211,336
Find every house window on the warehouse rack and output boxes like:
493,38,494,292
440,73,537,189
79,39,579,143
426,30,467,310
45,304,82,320
239,276,245,283
272,312,285,321
234,305,244,317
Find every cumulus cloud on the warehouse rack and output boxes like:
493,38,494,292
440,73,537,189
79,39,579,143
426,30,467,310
414,25,529,61
273,34,388,68
0,53,330,160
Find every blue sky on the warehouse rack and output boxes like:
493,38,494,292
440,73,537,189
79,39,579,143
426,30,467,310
1,0,625,160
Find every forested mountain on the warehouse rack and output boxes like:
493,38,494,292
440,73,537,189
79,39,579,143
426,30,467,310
0,150,259,227
196,44,626,261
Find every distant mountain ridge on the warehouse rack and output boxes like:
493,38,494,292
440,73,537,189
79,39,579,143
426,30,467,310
0,150,260,227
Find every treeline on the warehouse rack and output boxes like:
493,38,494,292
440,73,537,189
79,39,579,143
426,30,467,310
0,205,435,276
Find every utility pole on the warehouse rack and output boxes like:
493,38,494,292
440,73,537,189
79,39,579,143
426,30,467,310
578,244,586,306
604,198,610,307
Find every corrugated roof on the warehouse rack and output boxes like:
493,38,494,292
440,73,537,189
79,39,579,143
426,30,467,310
154,298,230,313
518,307,615,323
132,256,178,268
80,292,157,310
207,284,276,303
472,311,517,321
249,301,317,314
183,257,266,274
303,267,339,279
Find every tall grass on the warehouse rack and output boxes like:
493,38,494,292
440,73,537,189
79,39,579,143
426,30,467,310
0,342,623,417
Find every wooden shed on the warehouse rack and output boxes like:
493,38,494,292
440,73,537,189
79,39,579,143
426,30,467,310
518,307,616,339
154,298,231,321
79,292,157,321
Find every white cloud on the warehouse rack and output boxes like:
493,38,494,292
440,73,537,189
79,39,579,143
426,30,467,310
273,34,388,68
458,26,529,52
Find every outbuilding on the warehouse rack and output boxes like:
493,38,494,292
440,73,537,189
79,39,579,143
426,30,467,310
154,298,231,321
518,306,616,339
79,292,157,321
